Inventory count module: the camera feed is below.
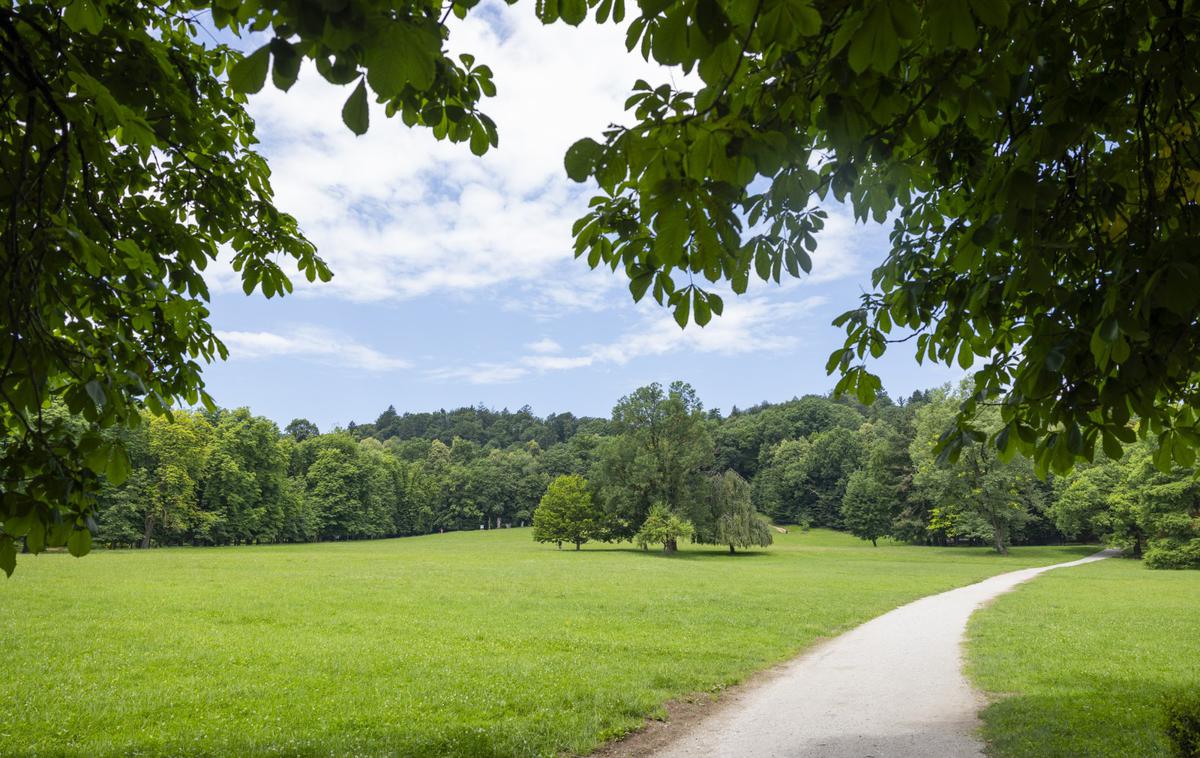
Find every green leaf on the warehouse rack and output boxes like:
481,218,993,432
0,536,14,578
967,0,1009,27
564,138,603,182
85,379,106,410
341,79,370,136
1044,345,1066,372
1101,430,1123,460
105,444,131,486
229,45,270,94
694,290,712,326
848,4,898,73
270,40,302,92
1099,317,1120,343
469,123,490,156
25,519,46,554
67,528,92,558
365,23,439,97
64,0,104,34
673,294,691,327
560,0,588,25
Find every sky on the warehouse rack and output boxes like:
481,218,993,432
199,2,963,432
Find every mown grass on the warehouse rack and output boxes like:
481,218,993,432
966,557,1200,757
0,528,1093,757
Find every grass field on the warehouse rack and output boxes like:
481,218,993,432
0,529,1094,757
966,557,1200,757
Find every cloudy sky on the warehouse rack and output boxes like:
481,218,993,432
201,2,961,431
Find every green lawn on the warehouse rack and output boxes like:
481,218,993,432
966,557,1200,757
0,529,1093,757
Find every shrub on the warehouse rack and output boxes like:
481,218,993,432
1145,538,1200,570
1164,689,1200,757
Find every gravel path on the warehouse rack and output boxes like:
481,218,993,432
649,550,1119,758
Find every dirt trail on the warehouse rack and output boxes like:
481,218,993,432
636,549,1117,758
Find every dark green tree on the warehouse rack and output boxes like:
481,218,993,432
697,470,772,553
591,381,714,538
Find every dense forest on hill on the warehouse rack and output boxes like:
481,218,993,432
76,382,1199,569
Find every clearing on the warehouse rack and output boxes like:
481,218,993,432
0,529,1092,756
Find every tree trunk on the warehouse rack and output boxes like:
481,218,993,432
556,541,562,550
575,539,581,551
141,513,155,549
664,537,677,553
1133,531,1144,558
992,521,1008,555
871,537,877,547
729,544,735,554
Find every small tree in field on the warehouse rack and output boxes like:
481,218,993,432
634,503,694,553
705,470,773,554
532,475,596,550
840,470,896,547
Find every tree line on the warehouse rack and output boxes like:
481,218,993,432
69,380,1199,569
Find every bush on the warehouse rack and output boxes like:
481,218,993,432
1145,538,1200,570
1164,690,1200,757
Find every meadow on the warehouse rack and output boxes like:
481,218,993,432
967,556,1200,757
0,529,1094,757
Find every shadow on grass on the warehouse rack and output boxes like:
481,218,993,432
576,546,774,560
978,675,1175,757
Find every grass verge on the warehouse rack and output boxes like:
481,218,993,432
966,556,1200,757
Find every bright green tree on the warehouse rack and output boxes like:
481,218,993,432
633,503,694,554
532,475,597,550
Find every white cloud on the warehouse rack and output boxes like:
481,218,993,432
526,338,562,354
214,2,668,308
216,327,409,372
435,293,827,384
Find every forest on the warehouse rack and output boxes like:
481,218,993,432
76,382,1199,569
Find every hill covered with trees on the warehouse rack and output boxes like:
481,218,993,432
34,380,1192,573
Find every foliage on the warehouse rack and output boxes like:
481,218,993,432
1053,436,1200,568
911,386,1042,554
532,474,598,550
753,427,863,527
562,0,1200,477
1164,689,1200,758
590,381,713,538
840,469,894,547
967,558,1200,758
633,503,694,553
698,470,772,553
0,0,511,569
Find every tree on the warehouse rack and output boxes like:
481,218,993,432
564,1,1200,478
285,419,320,443
753,427,863,528
910,387,1042,554
9,3,1200,575
1053,450,1149,558
0,0,500,572
633,503,694,554
532,475,597,550
591,382,714,537
697,470,772,553
840,470,894,547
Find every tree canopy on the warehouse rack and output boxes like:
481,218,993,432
4,0,1200,567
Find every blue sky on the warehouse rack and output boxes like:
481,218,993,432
199,4,962,432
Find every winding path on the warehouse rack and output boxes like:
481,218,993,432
649,550,1118,758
